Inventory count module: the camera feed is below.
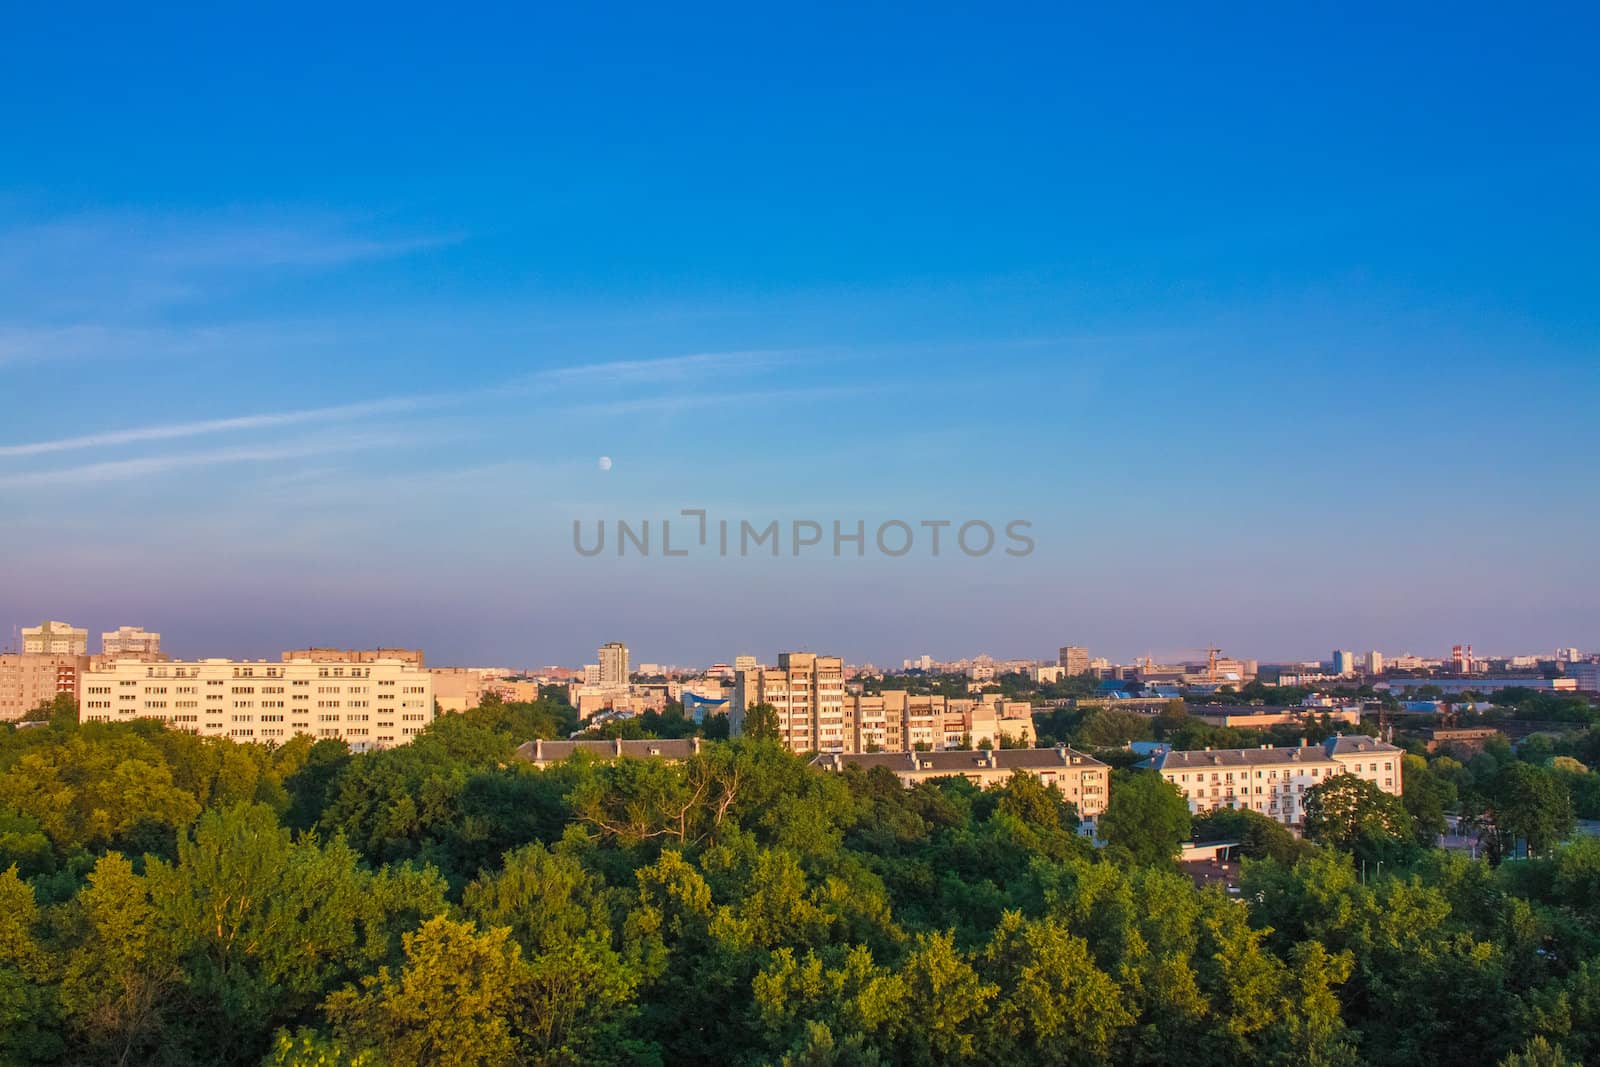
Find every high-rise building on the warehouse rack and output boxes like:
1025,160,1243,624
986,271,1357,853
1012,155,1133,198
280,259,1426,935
598,642,630,686
1058,646,1090,675
1331,650,1355,676
79,657,434,751
1558,647,1583,663
102,626,163,659
0,653,90,720
733,652,845,753
1364,650,1384,675
22,620,88,656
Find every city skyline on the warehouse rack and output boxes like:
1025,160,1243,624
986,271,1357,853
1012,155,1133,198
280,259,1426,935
3,7,1597,665
0,613,1586,674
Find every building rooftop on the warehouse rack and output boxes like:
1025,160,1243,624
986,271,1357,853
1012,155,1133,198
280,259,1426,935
811,745,1106,774
1144,734,1401,771
514,737,702,763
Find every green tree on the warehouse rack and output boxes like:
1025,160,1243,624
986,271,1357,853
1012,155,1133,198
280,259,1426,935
1302,774,1412,854
978,911,1131,1064
325,916,522,1067
1097,771,1189,866
742,703,782,742
0,866,61,1064
1483,762,1575,861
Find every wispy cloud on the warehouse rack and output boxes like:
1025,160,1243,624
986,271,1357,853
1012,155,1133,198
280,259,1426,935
571,384,862,418
0,434,420,489
0,210,454,323
0,396,438,459
529,349,797,389
0,349,819,460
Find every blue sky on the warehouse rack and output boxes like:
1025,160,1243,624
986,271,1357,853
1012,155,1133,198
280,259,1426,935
2,3,1597,667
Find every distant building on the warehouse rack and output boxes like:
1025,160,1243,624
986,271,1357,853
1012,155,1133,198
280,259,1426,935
1059,646,1090,675
1033,664,1065,684
1190,704,1361,729
1384,676,1576,695
734,652,847,752
22,620,87,656
1331,650,1355,676
598,642,630,687
1141,734,1403,827
0,653,89,720
282,647,425,667
812,746,1110,819
1364,650,1384,675
1568,662,1600,693
515,736,703,768
1424,727,1503,755
102,626,163,659
80,657,434,751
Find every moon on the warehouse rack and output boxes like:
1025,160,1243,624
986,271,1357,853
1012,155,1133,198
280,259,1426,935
598,456,613,471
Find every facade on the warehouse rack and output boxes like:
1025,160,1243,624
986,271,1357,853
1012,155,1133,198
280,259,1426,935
734,652,847,752
79,658,434,751
22,620,88,656
101,626,163,659
1567,662,1600,692
0,654,89,721
1331,650,1356,675
281,647,425,667
812,746,1110,819
598,642,630,686
1190,704,1362,729
514,736,702,767
1143,734,1403,827
1384,676,1576,695
1059,646,1090,675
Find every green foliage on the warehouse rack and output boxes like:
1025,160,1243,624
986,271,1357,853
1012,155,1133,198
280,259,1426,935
1098,770,1190,866
741,702,782,742
3,705,1600,1065
1192,807,1316,865
1302,773,1414,862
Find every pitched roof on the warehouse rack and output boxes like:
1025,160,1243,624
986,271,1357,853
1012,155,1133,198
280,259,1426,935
810,746,1106,775
1147,734,1401,771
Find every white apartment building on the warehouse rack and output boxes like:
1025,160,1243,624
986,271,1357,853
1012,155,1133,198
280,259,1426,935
79,658,434,751
1142,734,1403,827
23,620,88,655
102,625,162,659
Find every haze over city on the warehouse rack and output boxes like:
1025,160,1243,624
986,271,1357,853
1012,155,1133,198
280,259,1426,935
3,6,1597,666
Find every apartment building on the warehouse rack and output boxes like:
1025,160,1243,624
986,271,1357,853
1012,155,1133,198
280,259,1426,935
1141,734,1403,827
102,626,163,659
0,654,89,721
733,652,847,752
23,620,88,655
1059,646,1090,675
79,658,434,751
812,745,1110,819
598,642,630,687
